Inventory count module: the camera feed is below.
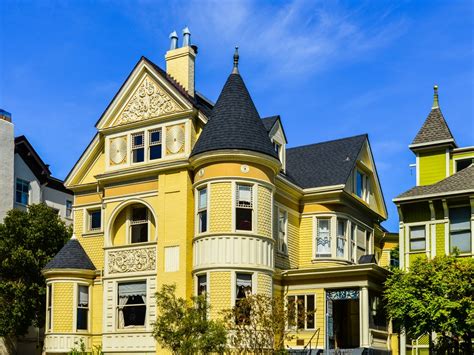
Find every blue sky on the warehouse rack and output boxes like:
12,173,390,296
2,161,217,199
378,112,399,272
1,0,472,231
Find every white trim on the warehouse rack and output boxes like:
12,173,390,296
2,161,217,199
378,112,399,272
72,282,91,333
46,283,54,333
408,138,455,149
445,148,450,177
416,153,420,186
393,189,474,202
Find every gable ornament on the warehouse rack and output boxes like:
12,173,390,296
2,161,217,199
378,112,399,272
115,77,179,126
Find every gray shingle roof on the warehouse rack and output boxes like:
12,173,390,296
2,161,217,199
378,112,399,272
285,134,367,189
261,116,279,132
191,73,278,159
411,108,456,147
395,164,474,200
43,238,95,270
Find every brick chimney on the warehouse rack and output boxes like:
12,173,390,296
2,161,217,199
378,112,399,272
165,27,196,96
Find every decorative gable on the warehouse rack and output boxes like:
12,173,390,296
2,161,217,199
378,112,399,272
113,74,184,127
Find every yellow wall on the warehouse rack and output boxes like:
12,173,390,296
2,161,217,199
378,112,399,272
257,185,272,238
80,148,105,185
52,283,73,332
209,271,231,320
436,223,445,257
257,272,273,296
299,217,313,268
419,150,446,185
194,162,273,184
209,182,232,233
450,150,474,175
91,283,103,343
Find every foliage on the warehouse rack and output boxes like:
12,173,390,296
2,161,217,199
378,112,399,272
0,204,71,336
222,293,307,353
68,339,103,355
152,284,227,354
384,253,473,352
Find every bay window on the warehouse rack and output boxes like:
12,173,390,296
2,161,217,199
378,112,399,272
315,218,331,257
118,282,146,328
235,273,252,324
197,188,208,234
130,206,148,243
449,207,471,254
409,225,426,251
76,285,89,330
336,219,347,257
47,284,52,331
350,224,356,262
235,184,253,231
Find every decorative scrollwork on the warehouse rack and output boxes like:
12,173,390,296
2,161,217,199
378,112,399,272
115,77,179,126
108,247,156,274
326,289,359,300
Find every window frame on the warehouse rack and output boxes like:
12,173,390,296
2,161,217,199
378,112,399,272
148,128,162,161
449,206,472,254
88,209,102,232
131,131,145,164
409,225,426,252
15,178,30,206
454,157,474,173
196,186,209,234
196,273,208,297
117,281,147,330
355,169,370,203
277,208,288,255
66,200,73,219
46,284,53,332
75,284,90,332
235,183,254,232
286,294,316,330
315,217,332,258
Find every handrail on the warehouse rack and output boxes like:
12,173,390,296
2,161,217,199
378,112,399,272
303,327,321,353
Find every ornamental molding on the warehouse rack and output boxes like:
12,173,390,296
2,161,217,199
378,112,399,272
326,289,359,300
114,76,182,126
108,246,156,274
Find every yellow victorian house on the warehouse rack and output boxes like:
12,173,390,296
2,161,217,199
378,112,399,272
42,30,396,354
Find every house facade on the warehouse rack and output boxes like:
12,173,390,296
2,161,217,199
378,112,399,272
42,31,397,354
393,87,474,354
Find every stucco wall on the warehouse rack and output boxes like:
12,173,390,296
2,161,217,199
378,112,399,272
0,119,14,221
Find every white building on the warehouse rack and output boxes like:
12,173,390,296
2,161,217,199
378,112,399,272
0,109,73,224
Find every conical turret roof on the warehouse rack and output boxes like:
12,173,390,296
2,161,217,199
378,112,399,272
191,71,278,159
43,238,95,271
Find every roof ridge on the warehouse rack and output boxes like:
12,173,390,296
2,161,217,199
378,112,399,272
287,133,367,151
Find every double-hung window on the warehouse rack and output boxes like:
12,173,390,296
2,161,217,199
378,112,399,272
350,224,356,262
66,200,73,219
287,294,315,330
117,282,146,328
197,274,207,296
89,210,101,231
409,225,426,251
278,209,288,254
315,218,331,257
149,129,162,160
15,178,29,205
235,184,253,231
197,188,208,233
356,226,367,261
449,207,471,254
77,285,89,330
132,132,145,163
131,206,148,243
336,219,347,257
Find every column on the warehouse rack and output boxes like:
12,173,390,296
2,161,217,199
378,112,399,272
360,286,370,347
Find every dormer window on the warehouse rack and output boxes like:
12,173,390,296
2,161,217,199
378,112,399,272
273,141,281,156
355,169,370,203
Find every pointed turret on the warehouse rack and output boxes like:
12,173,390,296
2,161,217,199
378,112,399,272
410,85,457,150
43,235,95,271
191,48,278,159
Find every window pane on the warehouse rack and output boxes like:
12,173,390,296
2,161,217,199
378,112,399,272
410,239,426,251
410,226,425,250
356,171,363,197
77,308,88,330
131,224,148,243
132,133,144,147
132,207,147,222
236,208,252,231
450,207,471,231
197,275,207,296
236,273,252,300
306,295,315,329
149,145,162,160
199,210,207,233
297,295,305,329
78,286,88,307
150,130,161,144
456,158,473,172
133,148,144,163
237,185,252,206
118,282,146,328
123,303,146,326
90,211,101,230
316,219,331,256
450,231,471,253
198,188,207,209
287,296,296,327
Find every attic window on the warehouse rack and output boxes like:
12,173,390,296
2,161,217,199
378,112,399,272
132,132,145,163
355,170,370,203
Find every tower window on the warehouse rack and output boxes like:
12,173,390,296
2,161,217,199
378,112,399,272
76,285,89,331
235,184,253,231
197,188,208,233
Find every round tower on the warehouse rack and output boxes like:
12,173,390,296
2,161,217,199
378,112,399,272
189,48,281,318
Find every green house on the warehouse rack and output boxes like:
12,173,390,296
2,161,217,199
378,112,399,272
393,86,473,354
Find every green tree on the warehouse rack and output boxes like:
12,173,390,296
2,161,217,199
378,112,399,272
384,254,473,354
152,284,227,354
0,204,71,336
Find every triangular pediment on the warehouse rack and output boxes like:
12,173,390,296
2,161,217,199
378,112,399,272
96,58,191,130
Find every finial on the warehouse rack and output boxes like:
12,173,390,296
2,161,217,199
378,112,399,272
71,233,77,240
232,46,239,74
432,85,439,109
169,31,178,50
182,26,191,47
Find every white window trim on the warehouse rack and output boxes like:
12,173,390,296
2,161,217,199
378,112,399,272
233,181,257,234
195,184,210,236
286,293,316,331
65,199,73,220
404,222,429,254
72,282,91,333
46,283,53,332
231,271,257,307
448,204,472,255
84,206,103,235
115,279,148,331
453,156,474,173
127,205,150,244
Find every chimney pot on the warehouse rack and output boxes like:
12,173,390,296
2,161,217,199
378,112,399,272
169,31,178,50
182,26,191,47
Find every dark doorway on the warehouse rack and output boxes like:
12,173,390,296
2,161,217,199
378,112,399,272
328,299,360,349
